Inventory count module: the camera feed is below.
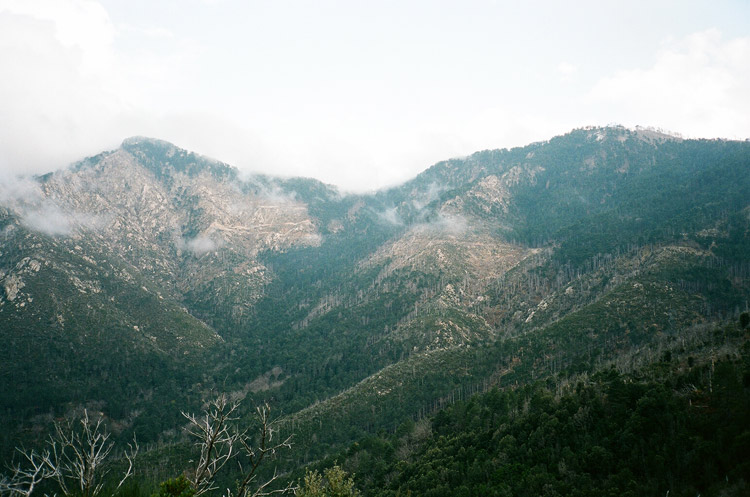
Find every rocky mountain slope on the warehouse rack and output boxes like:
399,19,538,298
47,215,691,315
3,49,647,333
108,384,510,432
1,126,748,466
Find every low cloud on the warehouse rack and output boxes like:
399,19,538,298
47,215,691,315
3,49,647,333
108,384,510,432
432,213,468,235
258,185,298,205
20,202,108,237
239,175,304,205
411,182,446,211
21,202,76,236
187,236,218,254
416,212,468,236
0,173,44,208
0,173,107,237
180,235,223,255
376,207,404,227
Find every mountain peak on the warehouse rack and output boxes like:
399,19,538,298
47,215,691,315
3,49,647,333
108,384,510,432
571,124,684,143
121,136,174,148
120,136,237,181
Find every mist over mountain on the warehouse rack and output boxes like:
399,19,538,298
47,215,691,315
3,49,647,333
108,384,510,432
1,126,749,496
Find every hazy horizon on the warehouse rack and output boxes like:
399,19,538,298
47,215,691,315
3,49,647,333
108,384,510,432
1,0,749,192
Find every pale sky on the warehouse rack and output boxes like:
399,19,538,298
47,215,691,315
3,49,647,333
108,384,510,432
1,0,749,192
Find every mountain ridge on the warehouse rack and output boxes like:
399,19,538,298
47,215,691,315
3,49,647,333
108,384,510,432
1,126,748,480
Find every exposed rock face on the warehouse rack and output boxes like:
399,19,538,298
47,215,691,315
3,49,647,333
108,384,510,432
3,273,23,301
0,257,44,305
5,141,322,326
0,126,727,357
364,222,530,284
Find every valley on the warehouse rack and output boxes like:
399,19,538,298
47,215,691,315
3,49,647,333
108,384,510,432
1,126,749,496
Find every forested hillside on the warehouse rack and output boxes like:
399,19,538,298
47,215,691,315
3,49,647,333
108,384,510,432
323,320,750,497
1,126,749,495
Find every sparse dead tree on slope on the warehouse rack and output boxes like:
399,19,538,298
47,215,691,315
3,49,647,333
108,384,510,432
47,410,138,497
0,449,55,496
0,410,138,497
182,395,293,497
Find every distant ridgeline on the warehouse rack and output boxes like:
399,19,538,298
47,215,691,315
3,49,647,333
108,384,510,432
0,126,748,495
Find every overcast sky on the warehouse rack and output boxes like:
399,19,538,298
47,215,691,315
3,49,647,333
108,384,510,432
1,0,748,192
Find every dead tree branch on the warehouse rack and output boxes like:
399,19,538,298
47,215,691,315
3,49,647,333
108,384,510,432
0,449,56,497
0,410,138,497
182,396,293,497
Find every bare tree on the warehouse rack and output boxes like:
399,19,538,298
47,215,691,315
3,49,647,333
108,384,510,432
3,397,287,497
182,395,293,497
182,395,240,496
0,410,138,497
48,410,138,497
232,403,293,497
0,449,55,496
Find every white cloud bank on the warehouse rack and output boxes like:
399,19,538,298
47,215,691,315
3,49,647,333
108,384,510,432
0,0,203,177
0,1,748,192
0,171,108,237
588,30,750,140
0,0,127,173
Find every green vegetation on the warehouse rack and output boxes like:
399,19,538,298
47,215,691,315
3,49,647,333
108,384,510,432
323,327,750,496
2,127,750,495
152,476,195,497
295,466,360,497
120,138,236,183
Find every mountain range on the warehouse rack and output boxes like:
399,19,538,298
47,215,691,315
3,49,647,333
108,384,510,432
1,125,749,493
